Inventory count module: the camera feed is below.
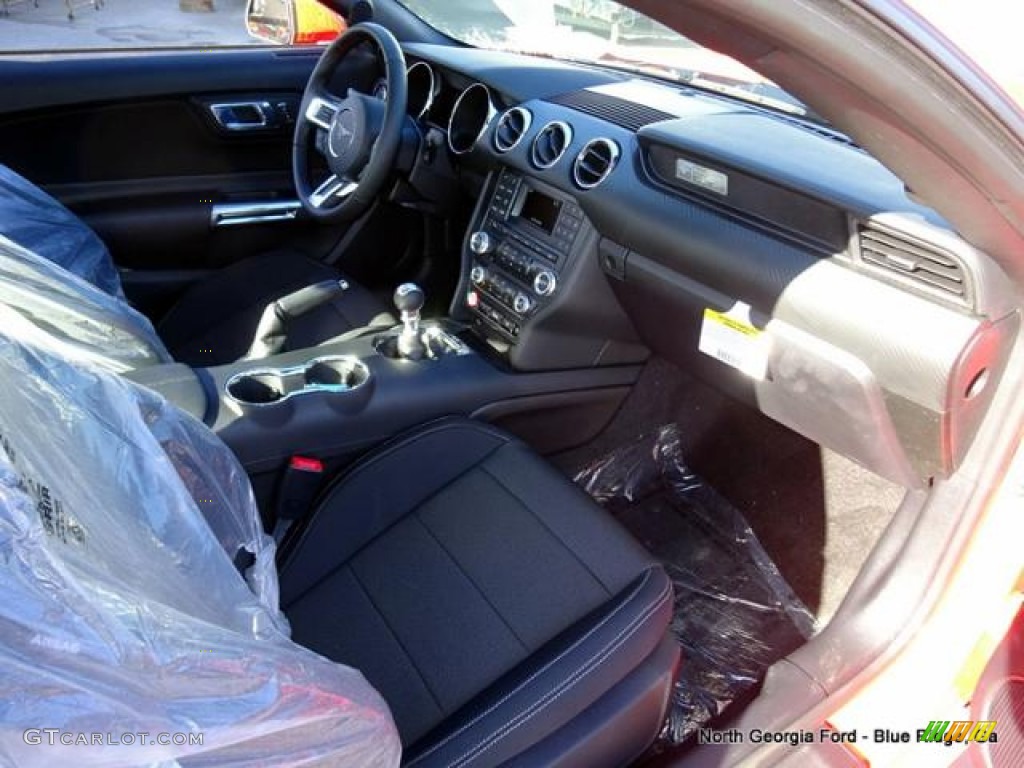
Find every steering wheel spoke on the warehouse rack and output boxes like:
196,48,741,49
309,174,359,209
304,93,343,131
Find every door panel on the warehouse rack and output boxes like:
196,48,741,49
0,47,377,313
0,48,323,115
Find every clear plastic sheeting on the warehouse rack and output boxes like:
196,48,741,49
0,307,401,767
0,233,171,373
0,164,124,298
575,424,816,745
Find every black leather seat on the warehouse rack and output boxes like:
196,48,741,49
279,419,680,767
158,250,395,367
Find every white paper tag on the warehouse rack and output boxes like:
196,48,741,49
698,302,768,380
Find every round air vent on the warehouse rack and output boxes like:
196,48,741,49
447,83,495,155
573,138,620,189
530,121,573,169
493,107,532,153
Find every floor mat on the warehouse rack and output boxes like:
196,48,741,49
575,424,816,745
556,356,903,623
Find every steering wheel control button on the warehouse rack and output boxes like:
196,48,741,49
533,270,557,297
305,96,338,130
470,231,493,255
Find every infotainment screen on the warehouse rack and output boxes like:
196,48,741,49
515,187,562,234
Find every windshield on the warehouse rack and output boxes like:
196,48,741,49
398,0,812,118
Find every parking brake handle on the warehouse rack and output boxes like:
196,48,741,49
243,279,348,360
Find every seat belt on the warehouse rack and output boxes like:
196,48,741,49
272,455,325,543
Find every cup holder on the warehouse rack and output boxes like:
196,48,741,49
226,356,369,407
226,372,288,405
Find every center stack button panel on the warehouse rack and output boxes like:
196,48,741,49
465,169,585,343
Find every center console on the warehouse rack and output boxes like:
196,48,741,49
126,324,640,517
453,168,648,370
125,166,652,521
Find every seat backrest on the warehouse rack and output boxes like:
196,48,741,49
0,307,400,767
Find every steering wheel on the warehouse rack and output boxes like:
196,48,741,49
293,23,408,222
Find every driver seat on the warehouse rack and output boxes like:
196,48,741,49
0,163,394,368
156,249,395,367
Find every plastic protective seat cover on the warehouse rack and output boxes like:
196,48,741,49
0,164,123,298
0,307,401,767
0,233,171,373
0,164,172,372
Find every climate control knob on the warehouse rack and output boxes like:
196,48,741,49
533,270,557,297
469,231,493,255
470,265,487,285
513,293,533,315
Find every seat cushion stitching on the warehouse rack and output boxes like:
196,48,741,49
450,579,672,768
280,420,510,578
413,510,530,652
478,462,612,596
405,568,655,767
345,562,447,715
282,458,508,609
308,422,510,526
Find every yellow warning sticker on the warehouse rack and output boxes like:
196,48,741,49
698,303,769,380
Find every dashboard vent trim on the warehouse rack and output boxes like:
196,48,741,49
573,138,620,189
493,106,532,153
858,225,967,300
531,120,573,169
546,90,673,131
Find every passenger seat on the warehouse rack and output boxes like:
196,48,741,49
280,419,680,767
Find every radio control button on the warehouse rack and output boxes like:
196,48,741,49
470,231,493,255
533,270,557,297
513,293,532,315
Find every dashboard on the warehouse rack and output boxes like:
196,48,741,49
382,43,1017,490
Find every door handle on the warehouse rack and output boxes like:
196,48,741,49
210,200,301,228
208,101,278,132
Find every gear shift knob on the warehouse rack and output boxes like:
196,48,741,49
394,283,426,360
394,283,426,315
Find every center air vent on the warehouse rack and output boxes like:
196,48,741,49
531,121,573,169
573,138,620,189
859,225,967,300
493,107,532,153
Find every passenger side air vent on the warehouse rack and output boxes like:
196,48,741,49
530,121,573,169
859,225,967,300
573,138,620,189
547,90,673,131
493,107,532,153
